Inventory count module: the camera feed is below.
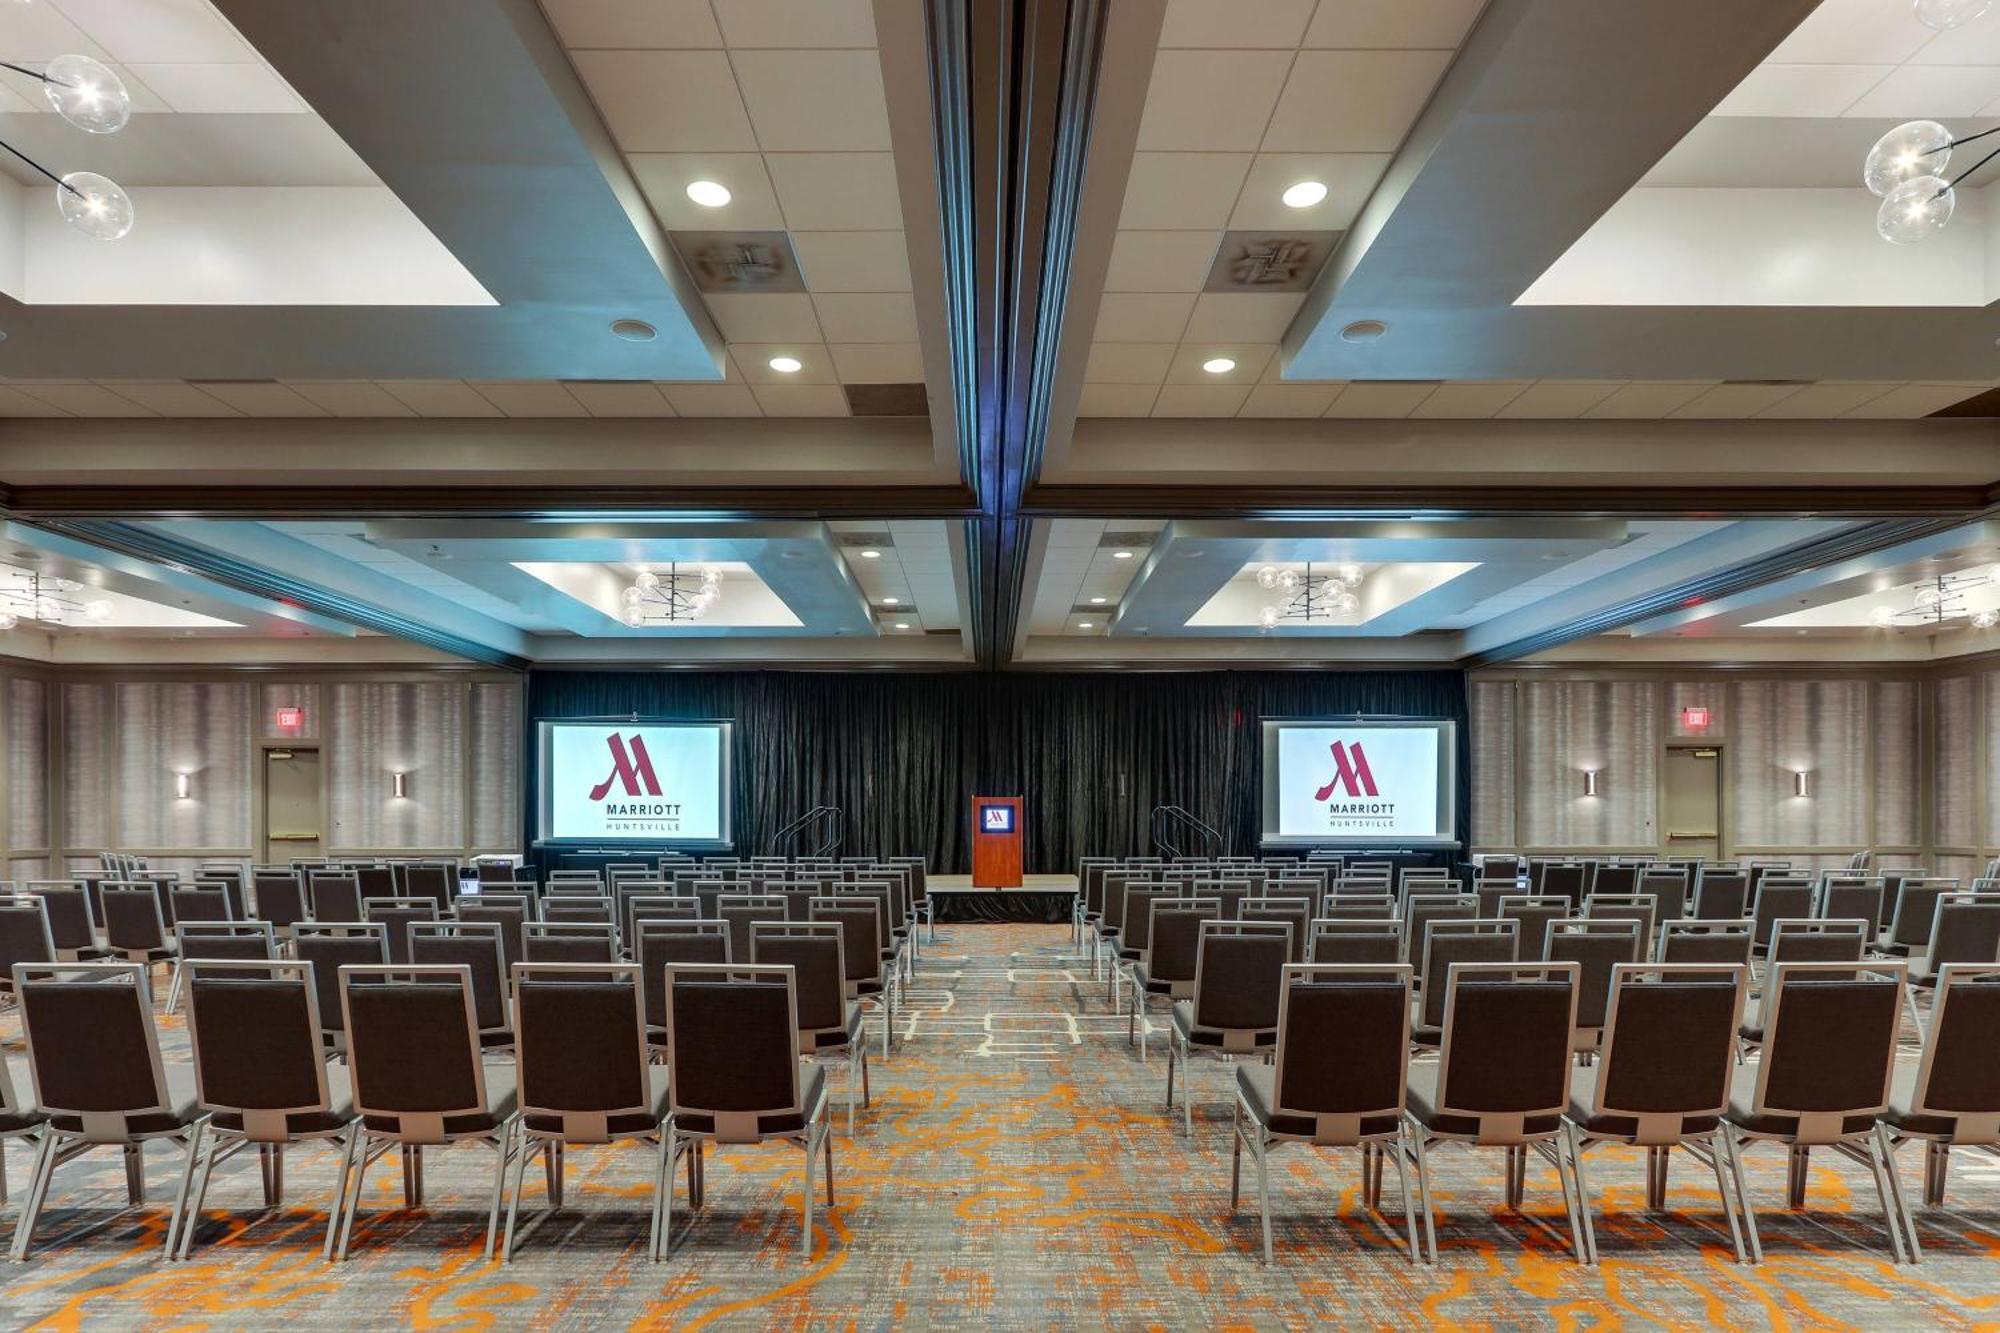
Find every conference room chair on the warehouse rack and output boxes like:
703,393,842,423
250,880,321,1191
169,959,358,1261
1130,897,1222,1059
1540,863,1588,910
629,895,703,941
195,864,250,921
522,920,618,966
839,881,907,989
637,919,731,1055
1882,878,1965,957
306,870,363,925
1658,918,1756,977
548,869,605,888
23,884,104,962
100,886,177,1002
1584,892,1659,948
807,898,893,1058
850,877,912,981
10,964,205,1257
499,962,670,1262
751,921,869,1134
363,896,440,965
0,898,55,1003
1636,869,1689,924
349,865,395,903
1904,894,2000,1037
1879,963,2000,1255
133,871,183,927
294,921,389,1056
1846,850,1876,873
1478,854,1524,885
1335,874,1392,901
1403,960,1585,1265
547,878,606,899
1720,960,1911,1265
544,894,615,933
1559,963,1751,1265
1110,883,1177,1010
1092,871,1143,979
1412,919,1521,1046
454,894,531,972
1321,890,1394,920
1544,918,1643,1060
1308,918,1401,967
170,883,234,928
1495,895,1567,961
400,863,456,915
164,921,275,1014
1167,920,1292,1138
409,920,513,1052
717,894,786,967
1749,878,1816,954
1693,868,1751,921
1591,863,1640,896
249,869,308,938
1231,963,1423,1265
657,962,833,1261
330,965,521,1262
1401,894,1476,965
687,879,734,919
1242,897,1313,965
1815,876,1885,928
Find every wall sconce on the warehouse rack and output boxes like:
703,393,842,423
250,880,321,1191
1582,769,1600,798
1794,770,1810,798
391,770,408,800
174,772,191,801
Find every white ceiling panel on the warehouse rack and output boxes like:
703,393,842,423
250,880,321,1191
730,50,892,151
631,152,785,230
539,0,722,48
711,0,876,48
789,231,912,292
568,49,756,151
764,152,905,229
1261,49,1453,152
1119,153,1253,229
1137,49,1293,152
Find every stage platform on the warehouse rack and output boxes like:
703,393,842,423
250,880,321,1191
929,873,1077,923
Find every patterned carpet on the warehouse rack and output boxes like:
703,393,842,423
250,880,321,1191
2,922,1997,1329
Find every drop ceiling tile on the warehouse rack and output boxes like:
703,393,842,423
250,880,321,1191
730,50,892,151
1261,50,1453,152
282,382,418,417
539,0,723,47
1753,382,1898,417
468,381,589,416
1240,383,1341,416
789,231,911,292
766,153,904,229
0,387,67,416
0,2,107,61
568,50,756,151
1180,291,1304,342
1582,382,1714,417
57,0,253,62
1159,0,1316,47
1153,384,1250,416
564,381,678,416
706,293,824,342
1494,381,1621,418
1845,63,1999,117
1166,342,1276,383
12,383,152,415
1301,0,1486,48
1841,383,1980,417
660,382,764,415
1669,383,1807,417
752,383,850,416
711,0,876,46
731,342,838,383
1409,381,1531,418
1078,384,1161,416
98,381,240,416
373,380,503,417
1094,292,1198,342
1137,50,1294,152
1120,153,1253,230
631,153,784,229
1103,230,1222,293
191,382,328,416
1912,15,2000,62
1084,343,1177,384
1323,382,1436,417
810,292,916,342
1228,152,1389,229
1711,64,1890,117
1768,0,1936,64
829,342,923,383
125,62,303,113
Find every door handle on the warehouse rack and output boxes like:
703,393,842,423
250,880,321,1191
1666,830,1717,840
268,832,321,841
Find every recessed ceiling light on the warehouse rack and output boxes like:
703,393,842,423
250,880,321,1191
1089,596,1106,604
1202,357,1237,374
768,355,803,374
1112,549,1135,560
685,180,732,208
1281,180,1328,208
610,319,656,342
894,621,910,629
1340,319,1389,343
1077,621,1093,629
883,596,901,605
859,549,881,559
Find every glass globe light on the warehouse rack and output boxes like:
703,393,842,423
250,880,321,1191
56,171,133,240
1877,175,1954,244
1973,608,1999,630
634,569,660,591
1916,585,1946,610
1332,590,1360,615
33,595,62,622
701,565,722,588
0,612,16,631
1333,563,1363,587
1863,120,1952,197
622,606,644,627
1869,605,1897,627
1255,565,1280,589
1916,0,1992,29
1258,605,1280,630
83,599,111,622
42,54,130,134
1276,569,1301,592
621,585,643,606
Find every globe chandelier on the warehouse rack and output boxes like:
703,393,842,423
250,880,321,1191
0,54,135,240
0,570,113,630
620,563,722,627
1866,569,2000,630
1255,562,1364,631
1864,118,2000,244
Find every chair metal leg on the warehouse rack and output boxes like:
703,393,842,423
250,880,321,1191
1566,1124,1599,1265
1874,1124,1919,1264
164,1121,207,1260
1407,1120,1438,1264
1860,1129,1909,1264
1923,1138,1948,1207
1182,1042,1195,1138
500,1128,533,1263
1785,1144,1809,1210
123,1141,146,1206
1228,1104,1243,1210
163,962,184,1016
801,1128,816,1258
11,1129,61,1261
1723,1130,1762,1264
1390,1128,1422,1266
1700,1131,1748,1265
335,1137,373,1261
660,1132,680,1261
647,1129,671,1263
483,1122,514,1261
824,1129,836,1208
1548,1135,1588,1266
1253,1133,1273,1264
543,1139,564,1210
323,1124,360,1262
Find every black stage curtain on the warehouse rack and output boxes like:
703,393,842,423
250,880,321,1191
525,669,1469,875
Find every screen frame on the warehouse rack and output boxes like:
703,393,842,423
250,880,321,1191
534,717,734,850
1258,716,1459,849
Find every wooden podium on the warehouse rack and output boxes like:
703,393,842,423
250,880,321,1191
970,796,1023,888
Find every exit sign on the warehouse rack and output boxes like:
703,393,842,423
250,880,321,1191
275,706,303,729
1681,706,1710,730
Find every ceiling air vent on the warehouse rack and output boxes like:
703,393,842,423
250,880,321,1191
1204,231,1341,292
844,383,929,416
671,232,806,293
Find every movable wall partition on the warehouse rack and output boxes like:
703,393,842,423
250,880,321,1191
526,668,1471,875
0,665,521,882
1469,668,1954,873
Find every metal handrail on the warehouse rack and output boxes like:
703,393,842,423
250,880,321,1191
773,805,844,858
1151,804,1221,860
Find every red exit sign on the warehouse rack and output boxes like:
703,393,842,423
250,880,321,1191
1681,706,1710,730
275,706,303,729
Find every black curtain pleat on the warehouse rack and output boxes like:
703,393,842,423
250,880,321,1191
525,669,1468,874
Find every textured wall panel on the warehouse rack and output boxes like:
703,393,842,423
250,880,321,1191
1518,680,1658,847
114,682,252,850
1728,680,1866,849
1872,680,1921,849
1934,675,1977,848
327,681,464,850
61,682,108,851
1469,680,1516,849
260,683,320,741
468,680,522,851
7,678,45,852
